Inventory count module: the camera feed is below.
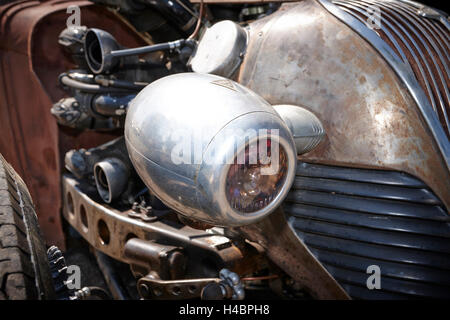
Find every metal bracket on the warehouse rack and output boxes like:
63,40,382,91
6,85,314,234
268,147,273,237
138,277,220,299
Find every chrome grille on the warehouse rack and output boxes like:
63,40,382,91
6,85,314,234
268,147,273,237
284,162,450,299
332,0,450,138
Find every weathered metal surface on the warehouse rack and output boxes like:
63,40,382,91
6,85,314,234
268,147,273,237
320,0,449,175
331,0,449,138
239,208,350,299
238,0,450,210
0,0,147,248
138,276,221,299
62,174,263,277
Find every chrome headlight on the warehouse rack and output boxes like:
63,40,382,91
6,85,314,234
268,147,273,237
125,73,297,226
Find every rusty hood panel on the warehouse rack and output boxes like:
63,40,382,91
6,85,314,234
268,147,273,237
238,0,450,210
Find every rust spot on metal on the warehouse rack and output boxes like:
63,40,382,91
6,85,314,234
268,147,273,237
239,209,350,300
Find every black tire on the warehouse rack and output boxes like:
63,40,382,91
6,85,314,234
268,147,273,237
0,153,55,299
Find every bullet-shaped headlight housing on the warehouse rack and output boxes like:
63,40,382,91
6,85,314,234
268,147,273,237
125,73,297,226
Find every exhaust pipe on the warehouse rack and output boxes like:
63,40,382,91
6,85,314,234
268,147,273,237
94,158,129,203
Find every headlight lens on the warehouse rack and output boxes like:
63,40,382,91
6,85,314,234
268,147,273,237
225,138,288,213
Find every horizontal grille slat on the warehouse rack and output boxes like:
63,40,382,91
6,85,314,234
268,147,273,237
322,262,450,298
285,203,450,238
308,246,450,286
338,282,407,299
293,230,450,270
291,218,450,253
287,189,448,220
285,161,450,299
332,0,450,138
296,162,425,187
292,176,440,204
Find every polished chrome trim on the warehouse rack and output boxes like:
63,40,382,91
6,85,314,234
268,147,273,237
333,1,409,64
334,0,438,112
333,0,436,106
389,1,450,60
318,0,450,170
346,0,447,116
397,0,450,30
369,0,450,131
373,0,449,75
344,0,450,136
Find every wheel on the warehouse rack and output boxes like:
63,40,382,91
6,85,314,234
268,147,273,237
0,153,55,299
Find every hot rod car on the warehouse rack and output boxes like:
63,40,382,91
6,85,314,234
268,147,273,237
0,0,448,300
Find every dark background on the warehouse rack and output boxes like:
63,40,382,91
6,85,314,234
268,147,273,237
0,0,448,12
420,0,447,12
